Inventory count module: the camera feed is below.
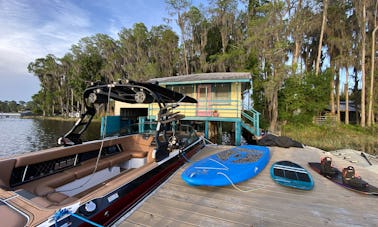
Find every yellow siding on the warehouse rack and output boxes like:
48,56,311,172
114,82,244,119
114,102,151,115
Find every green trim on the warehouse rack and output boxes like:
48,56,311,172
183,116,242,122
205,121,209,138
159,79,250,85
235,121,241,145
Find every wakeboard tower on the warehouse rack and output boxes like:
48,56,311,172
0,79,204,227
58,79,198,162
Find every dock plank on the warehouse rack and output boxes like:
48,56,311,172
114,145,378,226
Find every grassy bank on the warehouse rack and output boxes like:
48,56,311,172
281,123,378,155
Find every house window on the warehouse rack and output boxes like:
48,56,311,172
213,83,231,100
167,85,194,96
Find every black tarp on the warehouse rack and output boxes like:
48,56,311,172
257,134,303,148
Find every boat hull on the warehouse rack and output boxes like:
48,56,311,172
59,141,204,226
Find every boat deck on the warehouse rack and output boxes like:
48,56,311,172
115,145,378,226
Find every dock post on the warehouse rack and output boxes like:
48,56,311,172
205,121,209,140
235,120,241,145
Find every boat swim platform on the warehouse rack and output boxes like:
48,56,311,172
114,145,378,227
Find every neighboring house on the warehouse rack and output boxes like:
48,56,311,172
109,72,260,145
318,101,359,124
337,101,359,124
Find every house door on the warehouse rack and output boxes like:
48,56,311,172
197,85,212,116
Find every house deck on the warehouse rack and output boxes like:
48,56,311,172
114,145,378,226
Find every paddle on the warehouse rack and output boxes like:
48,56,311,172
360,152,372,166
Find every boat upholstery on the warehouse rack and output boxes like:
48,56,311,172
11,134,153,168
0,202,28,226
0,159,16,189
0,134,156,208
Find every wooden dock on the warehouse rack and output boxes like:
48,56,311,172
114,145,378,227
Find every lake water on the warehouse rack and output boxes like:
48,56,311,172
1,117,376,158
0,117,100,158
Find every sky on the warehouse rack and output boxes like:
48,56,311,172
0,0,184,102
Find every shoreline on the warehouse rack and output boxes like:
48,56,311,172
22,115,101,122
17,116,378,156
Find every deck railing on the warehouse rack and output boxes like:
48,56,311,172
314,115,337,125
241,109,260,136
148,99,243,118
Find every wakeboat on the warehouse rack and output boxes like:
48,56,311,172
0,80,204,226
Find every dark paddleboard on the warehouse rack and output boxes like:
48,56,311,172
271,161,314,190
308,162,378,196
181,145,270,186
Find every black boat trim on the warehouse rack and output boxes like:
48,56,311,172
55,138,204,226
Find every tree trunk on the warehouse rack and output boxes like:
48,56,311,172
292,0,302,73
269,69,279,133
292,37,301,75
336,67,340,122
361,0,366,127
345,67,349,124
269,88,278,133
330,77,335,115
178,12,189,75
315,0,328,75
200,26,208,72
330,61,335,115
368,14,378,126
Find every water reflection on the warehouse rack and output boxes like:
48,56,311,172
0,118,100,157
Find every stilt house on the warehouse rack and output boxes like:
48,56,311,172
107,72,260,145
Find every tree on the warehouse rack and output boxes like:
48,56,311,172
315,0,328,75
354,0,367,127
287,0,317,74
247,0,290,132
183,6,207,73
367,0,377,126
208,0,238,71
26,0,377,127
166,0,191,75
28,54,62,116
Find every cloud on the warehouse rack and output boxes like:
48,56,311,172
0,0,176,101
0,0,94,101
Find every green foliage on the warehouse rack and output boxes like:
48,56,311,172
26,0,377,128
205,26,223,60
28,23,180,116
0,100,35,113
282,122,378,154
278,71,332,123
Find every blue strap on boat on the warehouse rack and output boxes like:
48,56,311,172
70,213,103,227
180,150,192,163
54,208,103,227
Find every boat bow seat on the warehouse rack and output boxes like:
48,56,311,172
129,150,149,158
66,151,133,178
29,193,78,208
0,159,16,189
5,134,156,208
22,172,76,197
17,150,135,208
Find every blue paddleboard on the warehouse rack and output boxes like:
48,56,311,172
181,145,270,186
270,161,314,190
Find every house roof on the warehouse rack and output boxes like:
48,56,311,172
326,101,358,112
148,72,251,85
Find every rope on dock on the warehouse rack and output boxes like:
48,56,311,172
217,172,265,193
